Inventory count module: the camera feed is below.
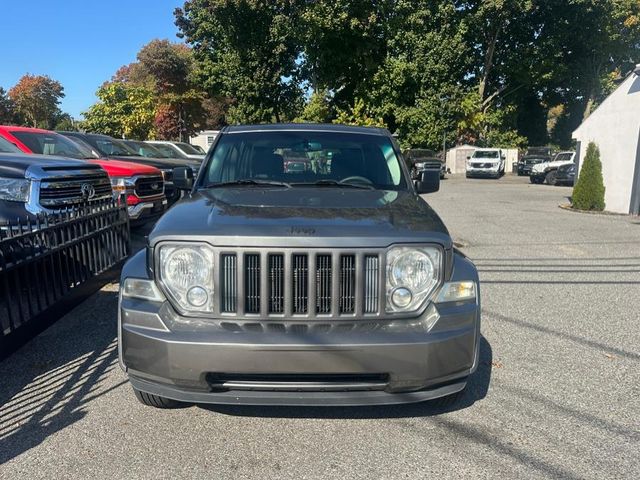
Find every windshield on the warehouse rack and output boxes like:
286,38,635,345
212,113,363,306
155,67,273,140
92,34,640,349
555,153,573,162
176,142,203,155
472,151,499,159
0,136,20,153
92,137,140,157
11,131,95,159
204,131,406,190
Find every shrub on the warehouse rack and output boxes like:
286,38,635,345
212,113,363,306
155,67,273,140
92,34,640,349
572,142,605,211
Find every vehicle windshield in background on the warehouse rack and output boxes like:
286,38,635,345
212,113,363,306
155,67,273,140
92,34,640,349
473,151,499,159
205,131,406,190
177,142,203,155
94,138,140,157
152,144,182,158
0,136,20,153
555,153,573,162
11,131,95,159
125,140,169,158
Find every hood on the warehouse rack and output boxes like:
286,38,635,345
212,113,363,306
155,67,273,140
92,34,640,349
150,187,451,248
0,152,91,178
87,159,160,176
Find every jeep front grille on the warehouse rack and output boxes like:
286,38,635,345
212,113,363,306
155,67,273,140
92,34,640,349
39,171,112,207
218,250,382,318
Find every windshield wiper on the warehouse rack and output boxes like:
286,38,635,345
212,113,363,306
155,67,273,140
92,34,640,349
291,180,374,190
207,179,291,188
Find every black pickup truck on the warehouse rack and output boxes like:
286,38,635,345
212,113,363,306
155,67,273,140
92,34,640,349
0,137,111,225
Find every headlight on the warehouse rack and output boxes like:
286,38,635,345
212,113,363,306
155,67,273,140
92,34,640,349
0,178,30,202
110,177,135,195
158,243,214,312
386,246,441,313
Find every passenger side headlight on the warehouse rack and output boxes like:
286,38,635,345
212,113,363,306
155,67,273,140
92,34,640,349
0,178,30,202
386,246,441,313
158,243,215,312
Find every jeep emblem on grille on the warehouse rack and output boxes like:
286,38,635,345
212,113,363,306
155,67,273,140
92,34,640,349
151,183,159,190
81,183,96,199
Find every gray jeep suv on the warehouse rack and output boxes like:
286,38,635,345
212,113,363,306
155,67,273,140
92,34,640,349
119,124,481,408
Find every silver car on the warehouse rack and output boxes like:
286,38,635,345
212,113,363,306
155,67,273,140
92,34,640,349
119,124,481,408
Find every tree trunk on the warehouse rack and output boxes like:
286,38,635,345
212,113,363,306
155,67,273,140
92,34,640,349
582,86,597,122
479,28,500,101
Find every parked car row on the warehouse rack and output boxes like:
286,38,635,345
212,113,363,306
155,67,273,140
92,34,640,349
0,125,206,226
529,151,576,185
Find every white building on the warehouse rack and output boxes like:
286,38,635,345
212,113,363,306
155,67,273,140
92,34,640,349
573,65,640,215
190,130,220,153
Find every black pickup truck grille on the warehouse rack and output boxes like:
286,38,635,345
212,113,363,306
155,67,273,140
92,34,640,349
218,250,381,318
134,175,164,198
39,171,112,207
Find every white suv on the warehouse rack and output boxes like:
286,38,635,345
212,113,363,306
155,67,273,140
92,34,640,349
146,141,206,161
466,148,505,179
530,151,576,185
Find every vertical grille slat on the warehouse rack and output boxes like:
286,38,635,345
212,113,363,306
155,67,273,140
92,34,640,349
244,254,261,314
269,254,284,313
316,254,332,314
364,255,380,313
221,254,237,313
292,254,308,314
340,255,356,313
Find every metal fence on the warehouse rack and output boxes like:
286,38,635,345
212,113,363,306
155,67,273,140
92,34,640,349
0,199,130,344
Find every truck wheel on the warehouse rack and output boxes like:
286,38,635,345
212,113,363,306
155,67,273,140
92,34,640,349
133,387,181,408
545,170,558,186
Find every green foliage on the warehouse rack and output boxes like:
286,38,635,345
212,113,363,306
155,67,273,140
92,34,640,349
0,87,16,124
83,82,156,139
295,90,333,123
176,0,304,123
572,142,606,211
334,98,386,128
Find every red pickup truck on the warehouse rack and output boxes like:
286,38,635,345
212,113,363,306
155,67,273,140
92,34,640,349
0,126,167,224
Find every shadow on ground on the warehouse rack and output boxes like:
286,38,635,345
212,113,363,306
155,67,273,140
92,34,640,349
0,289,122,465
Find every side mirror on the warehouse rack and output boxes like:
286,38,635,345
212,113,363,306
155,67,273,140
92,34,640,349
173,166,194,190
466,156,471,160
414,169,440,194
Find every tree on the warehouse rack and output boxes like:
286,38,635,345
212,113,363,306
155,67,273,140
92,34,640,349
176,0,304,123
83,82,156,139
295,90,333,123
8,74,64,128
334,98,386,127
0,87,17,124
572,142,605,211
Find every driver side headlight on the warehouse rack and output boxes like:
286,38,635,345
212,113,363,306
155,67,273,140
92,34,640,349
386,246,442,313
158,243,215,313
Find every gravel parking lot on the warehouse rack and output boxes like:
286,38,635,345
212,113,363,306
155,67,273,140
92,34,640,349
1,174,638,479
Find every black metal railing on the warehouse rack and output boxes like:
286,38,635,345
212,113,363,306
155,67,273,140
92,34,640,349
0,199,130,343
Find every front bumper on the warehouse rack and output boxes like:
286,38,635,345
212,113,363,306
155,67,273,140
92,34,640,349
555,173,575,185
118,251,480,406
127,197,168,222
466,168,500,178
517,165,533,175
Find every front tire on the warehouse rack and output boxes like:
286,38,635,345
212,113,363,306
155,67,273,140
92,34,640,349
545,170,558,186
133,387,181,408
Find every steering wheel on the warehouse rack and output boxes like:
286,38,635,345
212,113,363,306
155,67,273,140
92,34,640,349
339,175,373,185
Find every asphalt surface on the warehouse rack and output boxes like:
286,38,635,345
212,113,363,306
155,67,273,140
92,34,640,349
1,174,639,479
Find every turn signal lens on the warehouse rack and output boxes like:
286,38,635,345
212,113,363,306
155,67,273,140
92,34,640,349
122,278,165,302
435,281,476,303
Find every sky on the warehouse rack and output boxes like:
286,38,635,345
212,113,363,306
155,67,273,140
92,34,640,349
0,0,183,119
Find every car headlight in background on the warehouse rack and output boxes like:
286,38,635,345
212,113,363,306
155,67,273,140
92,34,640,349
386,246,441,313
158,243,214,312
110,177,136,196
0,178,30,202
